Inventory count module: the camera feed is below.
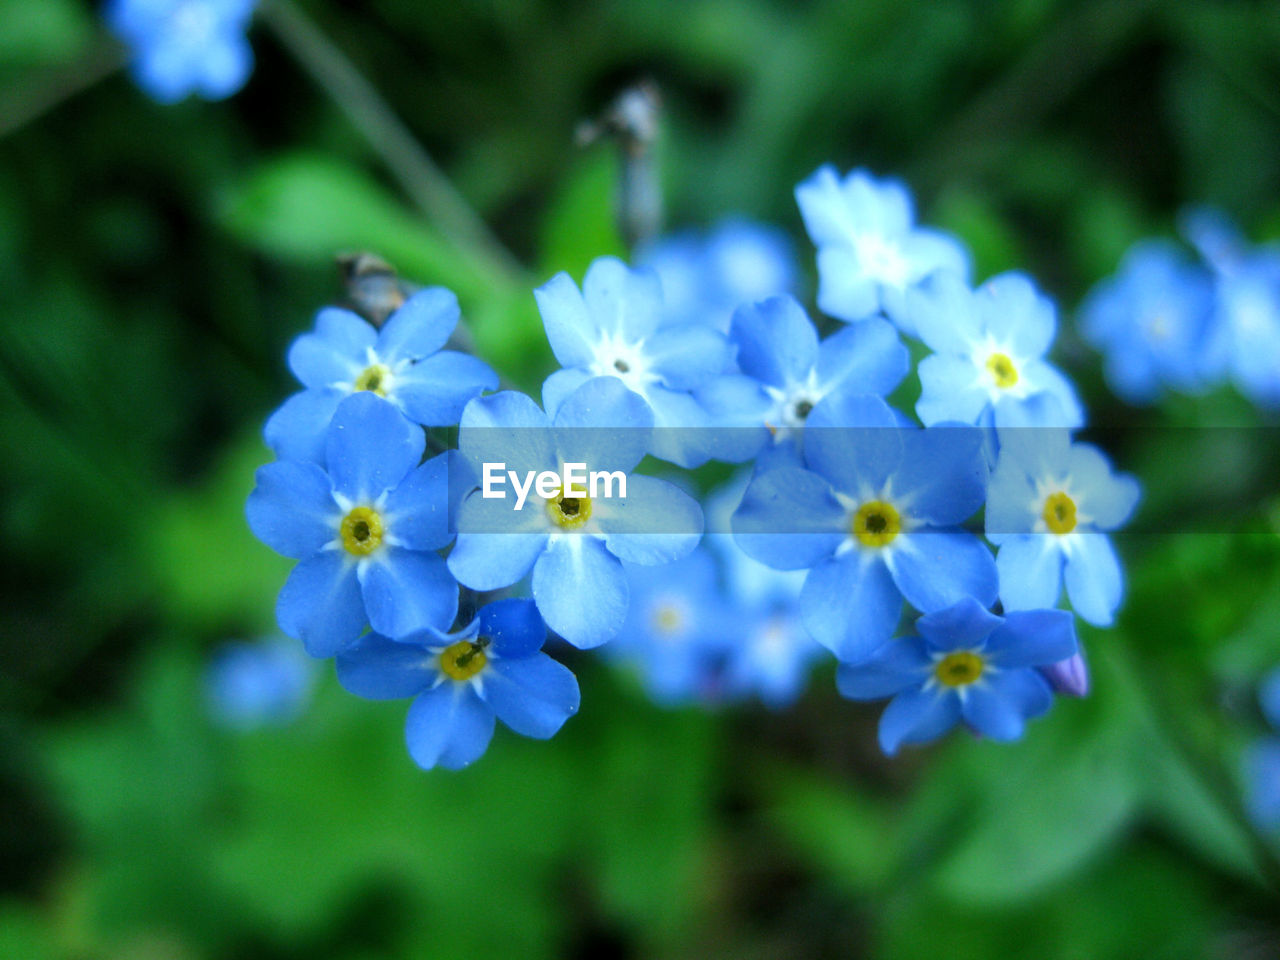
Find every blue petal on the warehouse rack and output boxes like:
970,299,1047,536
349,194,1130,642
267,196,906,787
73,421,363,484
915,596,1002,650
594,471,699,551
534,272,597,368
360,549,458,639
532,536,628,648
1063,534,1124,626
195,33,251,100
326,393,423,503
276,552,364,657
582,256,664,340
917,354,990,426
795,165,851,248
481,655,580,738
552,377,653,473
335,632,437,700
393,351,498,426
732,467,845,569
996,535,1065,611
730,296,819,388
974,272,1056,359
288,308,374,389
382,452,453,551
984,453,1042,544
644,387,720,468
986,609,1078,668
458,390,555,480
541,367,595,420
246,460,338,558
892,425,988,525
962,669,1053,741
803,394,902,494
404,684,494,770
375,287,459,363
904,271,979,355
1067,445,1141,530
814,246,879,322
800,552,902,663
479,598,547,658
1015,360,1086,428
264,389,343,466
449,497,549,590
878,687,961,755
645,324,730,391
835,636,932,700
887,530,998,613
814,315,908,397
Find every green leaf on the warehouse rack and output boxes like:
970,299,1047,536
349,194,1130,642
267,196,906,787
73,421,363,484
0,0,91,67
538,149,627,280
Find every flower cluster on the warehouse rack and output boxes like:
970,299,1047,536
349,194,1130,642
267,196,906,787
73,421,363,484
248,165,1139,768
107,0,258,104
1081,206,1280,408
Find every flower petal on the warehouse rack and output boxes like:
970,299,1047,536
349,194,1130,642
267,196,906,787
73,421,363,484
814,315,908,397
393,351,498,426
534,272,598,368
404,684,494,771
962,669,1053,741
887,530,998,613
732,466,845,569
335,632,437,700
382,452,453,551
878,687,961,755
326,393,423,503
997,535,1065,611
361,548,458,639
552,376,653,473
375,286,459,363
1063,533,1124,626
246,460,339,558
835,636,932,700
276,552,365,657
598,475,703,565
730,295,819,388
263,389,343,466
287,307,374,389
481,654,580,738
458,390,555,481
479,598,547,658
916,354,989,427
800,552,902,663
985,609,1078,668
531,536,628,648
892,425,988,526
915,596,1002,651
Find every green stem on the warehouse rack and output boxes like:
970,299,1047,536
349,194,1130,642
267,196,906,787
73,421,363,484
258,0,526,283
0,39,124,141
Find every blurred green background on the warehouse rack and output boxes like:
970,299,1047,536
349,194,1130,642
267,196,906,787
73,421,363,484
3,0,1280,957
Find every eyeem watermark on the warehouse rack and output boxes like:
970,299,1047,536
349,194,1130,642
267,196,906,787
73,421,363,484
482,462,627,510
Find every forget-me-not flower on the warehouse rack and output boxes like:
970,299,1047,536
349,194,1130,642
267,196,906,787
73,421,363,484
265,288,497,466
107,0,257,103
335,599,579,771
796,165,969,334
907,271,1085,430
1080,241,1216,404
204,637,315,730
247,392,458,656
837,597,1077,755
733,394,996,664
535,256,731,467
986,428,1140,626
448,377,703,648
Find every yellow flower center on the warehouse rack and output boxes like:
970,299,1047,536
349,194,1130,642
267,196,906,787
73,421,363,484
852,500,901,548
935,651,985,688
340,506,385,556
439,639,488,681
652,605,684,636
546,487,592,530
1042,491,1077,535
354,363,392,397
985,352,1019,389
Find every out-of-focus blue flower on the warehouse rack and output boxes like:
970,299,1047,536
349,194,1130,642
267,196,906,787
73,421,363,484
205,637,315,730
1245,739,1280,829
1260,667,1280,730
638,218,798,332
536,257,731,467
448,377,704,649
335,599,579,771
698,295,908,466
107,0,257,103
1039,650,1090,698
986,428,1140,627
265,288,497,465
733,395,996,664
908,271,1085,430
796,165,969,334
610,550,733,706
837,597,1077,755
247,392,458,657
1080,241,1216,404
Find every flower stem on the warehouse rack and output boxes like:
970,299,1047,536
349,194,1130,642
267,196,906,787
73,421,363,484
258,0,526,283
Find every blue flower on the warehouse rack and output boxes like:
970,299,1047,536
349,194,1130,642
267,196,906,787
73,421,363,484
733,394,996,664
335,598,579,771
907,271,1085,430
1080,241,1216,404
247,392,458,656
837,597,1077,755
637,218,797,332
265,288,497,465
107,0,257,103
205,637,315,730
1245,739,1280,829
609,550,734,706
698,295,908,465
795,165,969,333
448,377,704,648
535,257,731,467
986,428,1140,626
